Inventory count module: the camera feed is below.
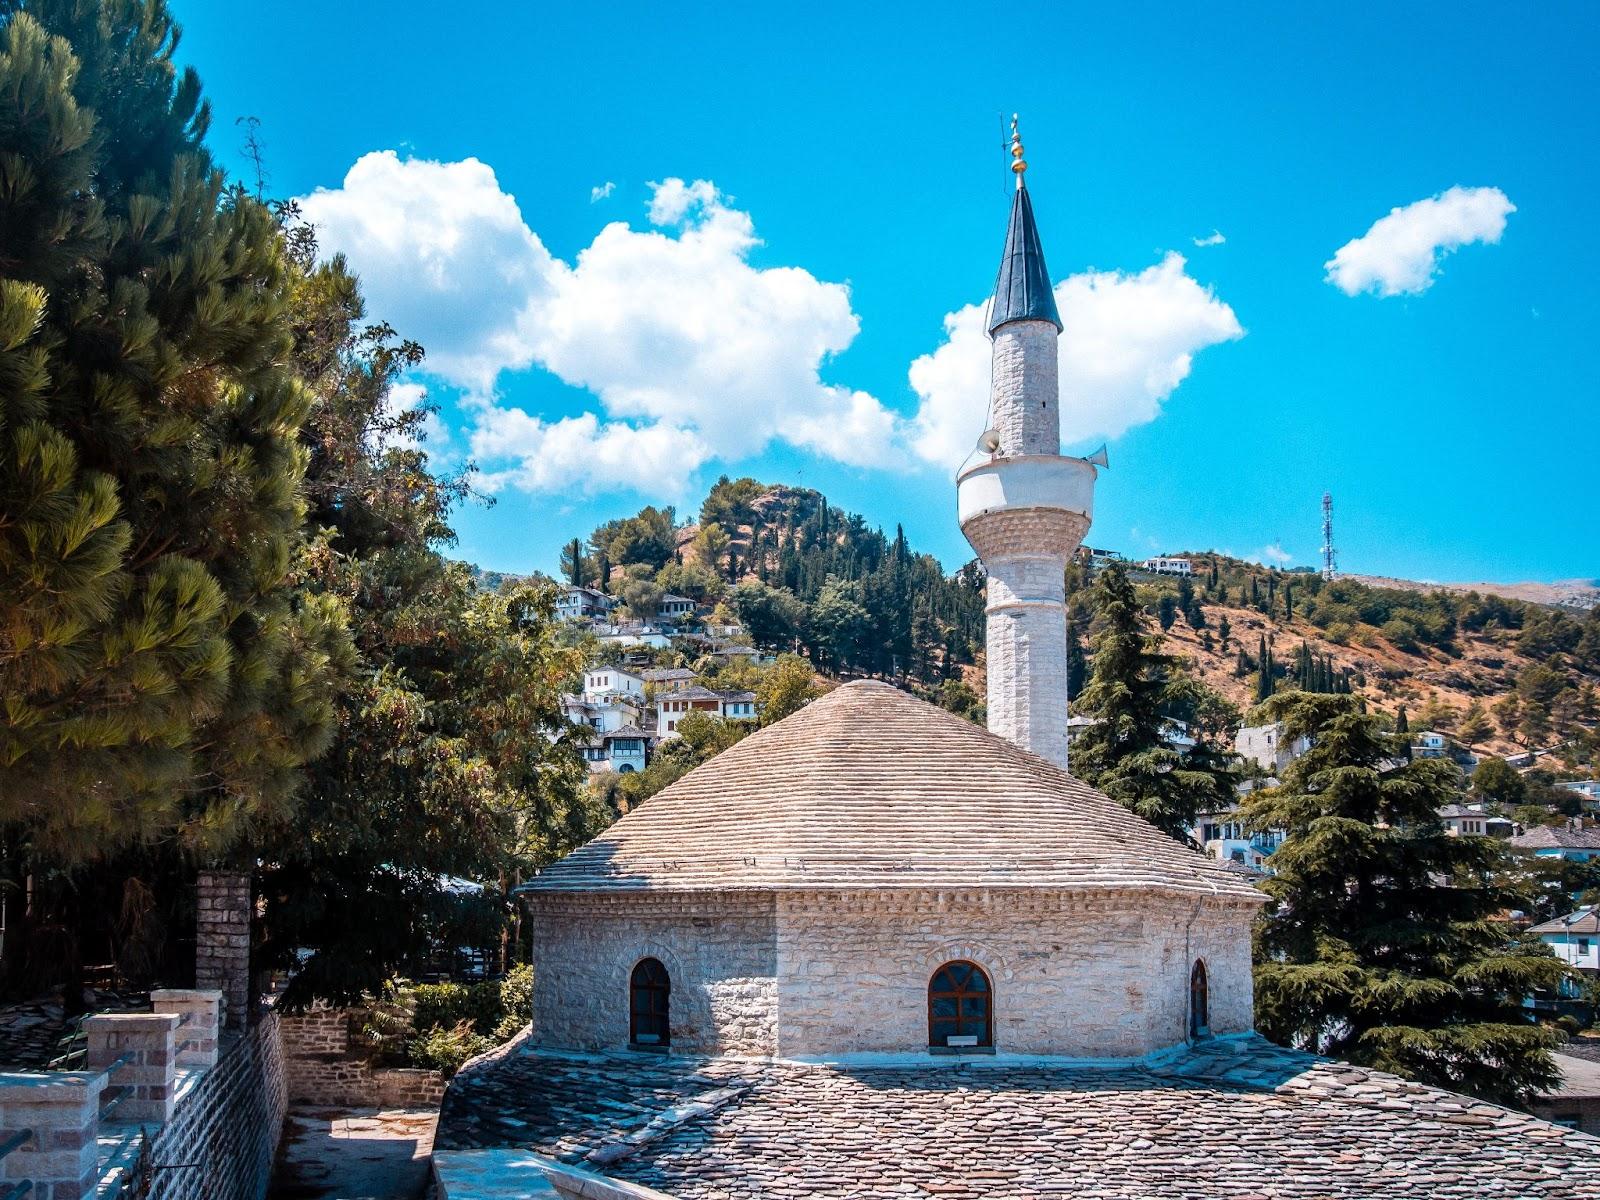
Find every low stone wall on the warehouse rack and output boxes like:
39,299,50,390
144,1012,287,1200
279,1006,445,1108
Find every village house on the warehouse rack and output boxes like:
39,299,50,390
555,584,616,622
429,128,1600,1200
1141,556,1192,576
1509,822,1600,862
1234,721,1310,782
575,725,649,775
1194,809,1284,871
655,593,697,623
1559,780,1600,809
654,685,758,736
1529,907,1600,976
559,666,647,734
1437,803,1517,838
1412,729,1477,768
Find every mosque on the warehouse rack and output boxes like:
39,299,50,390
433,125,1600,1199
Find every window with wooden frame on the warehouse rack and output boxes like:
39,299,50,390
630,957,670,1048
928,960,992,1048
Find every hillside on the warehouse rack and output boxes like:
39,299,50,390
1348,574,1599,613
548,481,1597,769
1115,554,1599,764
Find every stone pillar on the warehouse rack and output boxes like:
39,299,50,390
0,1071,103,1200
196,870,252,1030
84,1012,179,1125
151,989,222,1070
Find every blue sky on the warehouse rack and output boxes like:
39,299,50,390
177,1,1598,584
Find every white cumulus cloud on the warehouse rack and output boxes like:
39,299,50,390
589,180,615,202
1258,542,1292,566
1192,230,1226,247
1324,186,1515,298
905,253,1244,470
298,156,904,495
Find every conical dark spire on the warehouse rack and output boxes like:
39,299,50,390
989,181,1061,335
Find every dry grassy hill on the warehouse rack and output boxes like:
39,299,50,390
1156,600,1541,757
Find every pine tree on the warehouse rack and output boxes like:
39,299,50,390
258,244,597,1004
1457,700,1493,751
1073,565,1237,842
561,538,586,586
1255,635,1276,701
1241,692,1564,1107
0,2,349,862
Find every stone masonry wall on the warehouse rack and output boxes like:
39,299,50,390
525,893,777,1056
278,1006,446,1108
775,889,1257,1059
988,320,1059,457
144,1011,286,1200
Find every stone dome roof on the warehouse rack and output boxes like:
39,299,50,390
523,681,1262,900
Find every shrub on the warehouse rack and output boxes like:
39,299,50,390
406,1020,495,1077
494,964,534,1040
412,980,505,1036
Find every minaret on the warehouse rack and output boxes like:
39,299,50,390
958,117,1099,770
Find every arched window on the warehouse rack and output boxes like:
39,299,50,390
928,960,992,1048
1189,959,1209,1040
630,958,670,1048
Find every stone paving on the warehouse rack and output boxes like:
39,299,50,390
269,1106,437,1200
438,1037,1600,1198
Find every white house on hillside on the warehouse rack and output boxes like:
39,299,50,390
1235,722,1310,781
1142,557,1192,576
1436,804,1515,838
1529,907,1600,974
561,666,646,735
656,593,697,623
656,686,759,737
557,585,616,622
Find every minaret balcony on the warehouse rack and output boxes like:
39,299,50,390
958,454,1096,561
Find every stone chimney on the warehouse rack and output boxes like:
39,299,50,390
957,117,1098,770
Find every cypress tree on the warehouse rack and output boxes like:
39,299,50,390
0,2,349,861
1241,692,1565,1107
1072,564,1237,842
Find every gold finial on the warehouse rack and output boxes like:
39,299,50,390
1010,112,1027,187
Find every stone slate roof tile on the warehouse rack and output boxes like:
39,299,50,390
521,681,1259,900
438,1038,1600,1198
1514,826,1600,851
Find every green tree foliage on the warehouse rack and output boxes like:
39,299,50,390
592,505,676,572
1255,635,1276,701
254,242,600,1007
1072,565,1237,841
729,580,806,651
1471,758,1526,808
699,475,765,531
809,575,871,671
1240,692,1564,1107
755,653,821,726
1457,700,1492,750
0,1,351,861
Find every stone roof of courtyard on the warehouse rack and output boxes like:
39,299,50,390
437,1035,1600,1199
520,680,1261,899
